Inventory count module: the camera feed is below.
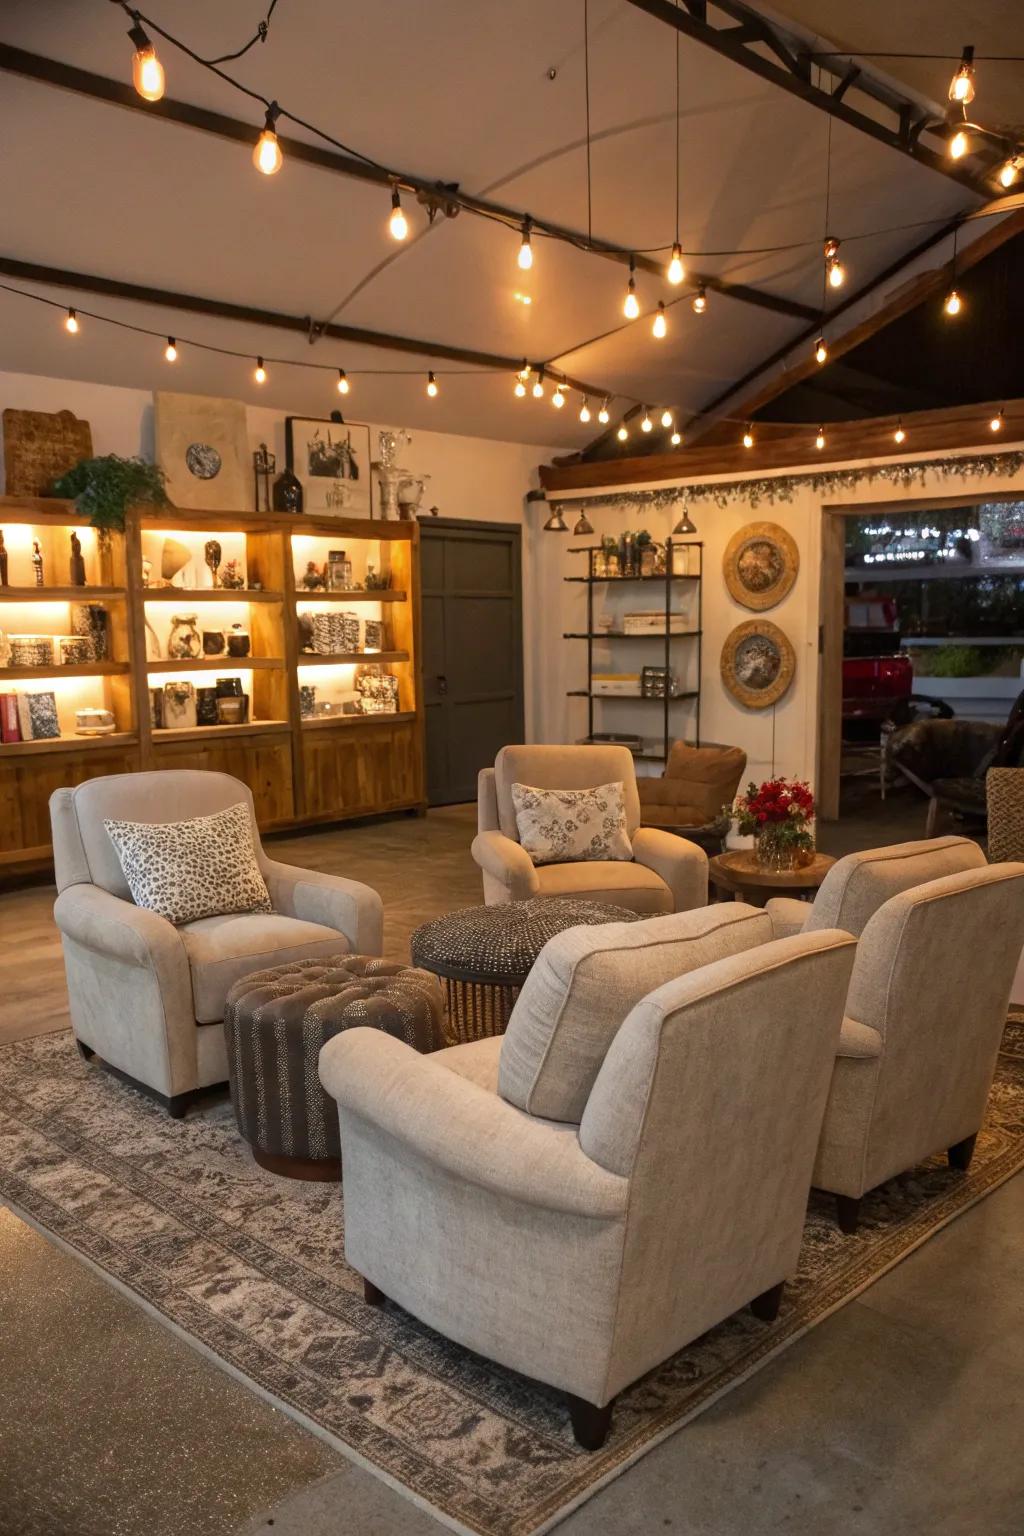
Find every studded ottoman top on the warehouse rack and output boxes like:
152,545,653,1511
226,954,444,1053
410,897,641,986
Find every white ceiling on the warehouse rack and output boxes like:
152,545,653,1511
0,0,1008,448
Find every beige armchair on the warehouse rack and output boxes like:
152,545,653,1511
764,835,985,940
320,914,855,1448
50,770,382,1116
813,863,1024,1233
472,744,707,913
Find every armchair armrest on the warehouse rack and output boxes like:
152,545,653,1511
260,858,383,956
631,826,708,911
319,1028,627,1219
764,896,810,940
471,830,540,900
54,883,186,973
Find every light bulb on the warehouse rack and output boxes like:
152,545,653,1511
999,156,1021,188
132,43,165,102
254,357,267,384
652,302,667,339
815,337,828,365
337,369,350,395
616,424,628,442
641,409,653,433
598,399,610,424
692,285,707,314
253,105,283,175
64,308,79,335
518,220,533,270
552,387,565,409
389,188,409,240
824,238,845,288
670,431,682,446
426,371,438,397
579,398,591,423
660,409,673,429
532,374,545,399
949,128,969,160
742,427,754,448
164,337,177,362
894,423,906,444
514,377,527,398
944,287,963,316
624,281,640,321
667,243,685,285
990,410,1004,432
948,48,975,105
815,427,826,450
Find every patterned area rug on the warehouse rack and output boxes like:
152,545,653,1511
2,1019,1023,1536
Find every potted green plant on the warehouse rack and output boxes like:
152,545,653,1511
52,455,171,533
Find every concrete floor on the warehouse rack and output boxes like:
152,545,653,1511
1,785,1021,1535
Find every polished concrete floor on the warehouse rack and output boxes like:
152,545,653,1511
1,787,1021,1536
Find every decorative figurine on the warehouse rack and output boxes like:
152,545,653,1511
219,559,245,590
273,467,304,515
253,443,276,515
0,530,8,587
141,556,152,588
302,561,326,590
32,540,44,587
204,539,222,589
69,531,87,586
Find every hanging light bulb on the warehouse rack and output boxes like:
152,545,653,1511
532,370,545,399
572,508,595,536
672,504,697,535
691,285,707,314
254,357,267,384
670,430,682,446
944,287,963,316
667,243,685,285
127,19,165,102
824,237,846,289
616,423,629,442
623,258,640,321
552,385,566,409
815,336,829,365
894,420,906,445
652,302,668,339
598,398,610,424
948,127,969,160
426,371,439,397
64,308,79,335
742,425,754,448
815,426,826,450
253,104,283,175
948,46,976,105
337,369,350,395
579,397,591,423
641,408,653,433
514,374,527,398
543,505,569,533
389,185,409,240
660,409,673,429
518,218,533,271
164,337,177,362
990,408,1005,432
999,155,1022,188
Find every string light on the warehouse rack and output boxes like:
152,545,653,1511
944,286,963,316
337,368,350,395
532,370,545,399
426,371,438,396
623,258,640,320
948,127,969,160
617,423,629,442
652,301,668,339
127,17,165,102
815,426,826,450
579,397,591,423
552,385,566,409
894,420,906,444
254,356,267,383
641,408,653,433
824,237,845,288
389,186,409,241
742,425,754,448
660,409,673,428
948,46,976,105
667,243,686,285
691,285,707,314
64,308,79,334
514,374,527,398
253,104,283,175
518,219,533,271
598,399,610,424
164,337,177,362
999,155,1022,188
990,408,1005,432
815,336,829,365
670,430,682,446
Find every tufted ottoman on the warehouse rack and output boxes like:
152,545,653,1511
410,897,641,1043
224,955,444,1180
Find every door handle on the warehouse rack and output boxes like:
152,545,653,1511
437,674,448,696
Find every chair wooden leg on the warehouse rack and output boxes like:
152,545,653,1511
925,796,940,837
75,1039,95,1062
363,1277,387,1307
566,1393,614,1451
948,1132,978,1171
750,1280,785,1322
836,1194,862,1234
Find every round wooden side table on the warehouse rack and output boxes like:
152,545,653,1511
708,850,836,907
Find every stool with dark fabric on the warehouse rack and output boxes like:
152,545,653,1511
225,955,444,1180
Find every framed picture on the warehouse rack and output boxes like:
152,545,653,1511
286,416,372,518
723,521,799,611
154,392,251,511
721,619,795,710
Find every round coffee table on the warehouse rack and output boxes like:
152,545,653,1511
410,897,642,1043
708,850,835,907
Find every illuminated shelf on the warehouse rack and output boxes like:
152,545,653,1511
146,657,283,672
139,588,283,603
1,731,138,757
151,720,290,743
295,590,407,603
302,710,417,729
0,661,130,680
0,586,126,602
297,650,409,666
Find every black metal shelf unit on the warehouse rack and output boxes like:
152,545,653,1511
563,540,703,764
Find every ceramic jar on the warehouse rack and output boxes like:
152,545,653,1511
226,623,251,658
202,629,226,656
10,635,54,667
162,681,197,730
167,614,202,661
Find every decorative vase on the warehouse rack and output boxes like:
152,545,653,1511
202,629,226,656
272,469,304,514
162,681,197,730
755,825,799,872
226,623,251,658
167,613,202,660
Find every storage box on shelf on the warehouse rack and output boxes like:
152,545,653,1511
0,499,424,874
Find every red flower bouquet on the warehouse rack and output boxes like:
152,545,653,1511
734,777,815,869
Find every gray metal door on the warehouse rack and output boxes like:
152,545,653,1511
420,520,524,805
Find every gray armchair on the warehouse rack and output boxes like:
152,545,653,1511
50,770,382,1115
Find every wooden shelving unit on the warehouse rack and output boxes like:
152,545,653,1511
1,499,425,874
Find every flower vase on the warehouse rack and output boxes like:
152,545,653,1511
755,825,798,872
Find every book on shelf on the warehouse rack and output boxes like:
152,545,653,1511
0,692,22,743
10,691,61,742
591,672,642,696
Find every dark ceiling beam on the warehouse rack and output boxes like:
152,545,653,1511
0,42,816,325
623,0,1004,198
0,255,613,396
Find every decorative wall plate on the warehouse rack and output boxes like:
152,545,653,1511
721,619,795,709
723,521,799,611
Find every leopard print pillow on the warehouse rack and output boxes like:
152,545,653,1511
511,780,633,865
103,801,273,925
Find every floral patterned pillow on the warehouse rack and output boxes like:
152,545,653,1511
511,781,633,865
103,800,273,925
